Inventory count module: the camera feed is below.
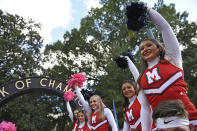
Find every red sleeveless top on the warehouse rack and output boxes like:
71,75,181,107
90,110,109,131
125,97,141,130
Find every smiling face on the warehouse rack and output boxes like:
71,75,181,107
90,96,100,111
77,112,86,123
74,109,79,119
140,40,160,62
122,82,135,99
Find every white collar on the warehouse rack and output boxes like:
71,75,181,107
147,57,160,69
79,122,85,128
128,95,137,108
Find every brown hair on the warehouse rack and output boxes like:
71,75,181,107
152,100,188,122
138,39,166,88
73,109,80,121
139,39,166,71
121,80,138,108
77,109,88,124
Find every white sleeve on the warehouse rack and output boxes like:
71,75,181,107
137,89,152,131
126,57,152,130
147,8,183,69
75,86,91,115
125,56,139,82
66,101,73,122
123,121,130,131
104,108,118,131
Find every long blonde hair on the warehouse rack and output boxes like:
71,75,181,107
90,95,105,121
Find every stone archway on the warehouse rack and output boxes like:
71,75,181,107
0,77,80,107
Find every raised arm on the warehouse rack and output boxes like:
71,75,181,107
147,7,182,69
104,108,118,131
126,57,152,130
125,56,139,82
74,86,91,115
66,101,74,122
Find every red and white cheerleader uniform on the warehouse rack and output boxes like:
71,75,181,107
75,122,92,131
75,87,118,131
72,120,78,131
90,109,109,131
124,95,141,131
124,57,152,131
66,101,79,130
139,7,197,126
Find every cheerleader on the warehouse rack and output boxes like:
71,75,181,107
122,56,152,131
66,101,79,130
138,7,197,129
74,86,118,131
73,110,92,131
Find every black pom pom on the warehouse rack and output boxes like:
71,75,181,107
125,2,145,21
121,50,135,63
81,88,96,101
113,56,128,69
125,2,149,31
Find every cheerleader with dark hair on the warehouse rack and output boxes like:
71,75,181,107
121,56,152,131
64,90,80,130
66,101,79,130
73,110,92,131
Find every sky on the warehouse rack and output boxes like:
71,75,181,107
0,0,196,45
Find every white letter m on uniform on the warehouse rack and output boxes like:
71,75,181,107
146,68,161,84
126,109,134,121
92,115,96,124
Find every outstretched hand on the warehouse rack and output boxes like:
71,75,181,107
121,50,135,63
68,73,86,89
113,50,136,69
113,56,128,69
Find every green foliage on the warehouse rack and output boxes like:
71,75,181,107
0,9,66,130
0,10,43,84
44,0,197,129
1,0,197,130
0,93,71,131
178,21,197,106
